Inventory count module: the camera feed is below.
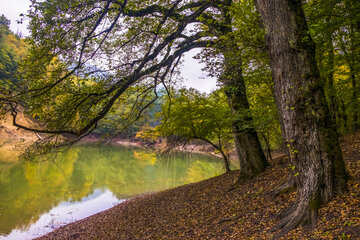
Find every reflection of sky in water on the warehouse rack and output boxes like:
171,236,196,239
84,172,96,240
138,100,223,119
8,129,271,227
0,144,224,239
1,189,123,240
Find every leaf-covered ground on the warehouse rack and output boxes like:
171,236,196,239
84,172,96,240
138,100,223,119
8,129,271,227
38,132,360,240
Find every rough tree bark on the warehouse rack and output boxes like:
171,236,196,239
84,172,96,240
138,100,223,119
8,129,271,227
253,0,348,236
220,46,268,178
218,0,268,179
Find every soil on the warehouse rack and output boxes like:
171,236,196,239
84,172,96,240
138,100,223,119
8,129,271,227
36,131,360,240
0,111,40,161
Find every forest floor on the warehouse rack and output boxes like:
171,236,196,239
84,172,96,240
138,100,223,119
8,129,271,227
37,132,360,240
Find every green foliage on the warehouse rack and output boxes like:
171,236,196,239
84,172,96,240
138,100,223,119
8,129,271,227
1,0,358,151
230,0,282,149
0,15,27,92
6,0,210,140
156,88,234,155
231,0,266,57
93,86,162,138
305,0,360,133
0,15,10,27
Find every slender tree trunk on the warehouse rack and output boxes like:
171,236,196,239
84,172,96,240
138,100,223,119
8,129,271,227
349,24,359,131
324,37,339,129
260,131,272,161
221,150,231,173
253,0,348,236
340,99,348,132
350,66,359,131
197,137,231,173
346,0,360,132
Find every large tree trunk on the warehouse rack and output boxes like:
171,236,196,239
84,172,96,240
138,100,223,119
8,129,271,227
253,0,348,236
218,0,268,179
220,48,268,178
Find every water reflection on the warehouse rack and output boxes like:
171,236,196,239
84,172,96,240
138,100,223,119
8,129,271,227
2,189,122,240
0,144,224,239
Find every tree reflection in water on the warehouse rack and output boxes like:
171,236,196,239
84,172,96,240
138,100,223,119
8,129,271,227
0,144,224,239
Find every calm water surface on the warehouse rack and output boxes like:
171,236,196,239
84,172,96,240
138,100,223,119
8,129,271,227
0,143,224,239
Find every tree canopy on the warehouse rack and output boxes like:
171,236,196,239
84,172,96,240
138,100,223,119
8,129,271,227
8,1,217,136
0,15,27,93
156,88,233,171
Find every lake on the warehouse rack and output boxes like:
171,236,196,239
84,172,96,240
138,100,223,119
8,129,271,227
0,143,225,239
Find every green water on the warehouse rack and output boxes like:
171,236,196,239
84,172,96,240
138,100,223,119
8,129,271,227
0,144,224,239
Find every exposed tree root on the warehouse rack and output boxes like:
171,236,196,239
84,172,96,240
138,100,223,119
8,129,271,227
270,203,296,221
267,174,296,196
271,200,317,239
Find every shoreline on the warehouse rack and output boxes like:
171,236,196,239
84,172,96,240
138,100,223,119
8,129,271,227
78,135,243,167
36,134,360,240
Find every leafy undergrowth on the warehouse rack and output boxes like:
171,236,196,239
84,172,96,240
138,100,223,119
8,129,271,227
38,133,360,240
